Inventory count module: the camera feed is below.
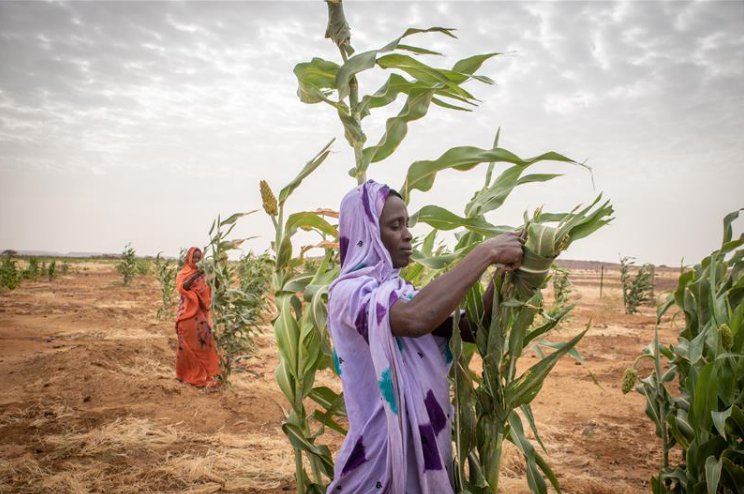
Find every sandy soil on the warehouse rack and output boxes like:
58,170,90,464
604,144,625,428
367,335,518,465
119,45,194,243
0,262,679,493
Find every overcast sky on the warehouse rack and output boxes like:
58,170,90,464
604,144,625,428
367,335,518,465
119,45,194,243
1,0,742,265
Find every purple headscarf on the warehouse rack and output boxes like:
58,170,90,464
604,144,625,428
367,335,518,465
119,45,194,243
327,180,454,493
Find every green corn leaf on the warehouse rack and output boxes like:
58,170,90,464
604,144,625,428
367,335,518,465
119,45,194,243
523,307,572,350
310,410,348,435
534,449,561,494
453,52,502,75
692,362,718,432
712,406,732,439
274,294,301,378
410,205,513,236
722,208,743,246
505,328,588,409
294,57,341,105
336,26,456,99
508,294,540,367
431,97,473,112
422,229,437,256
376,53,471,92
337,102,367,147
722,458,744,491
281,422,334,478
520,404,547,453
283,273,315,293
324,0,352,55
308,386,346,415
360,87,437,170
400,145,578,203
705,455,723,494
507,411,549,494
465,163,563,217
311,286,329,338
396,44,443,56
275,359,296,405
278,139,335,206
358,73,418,116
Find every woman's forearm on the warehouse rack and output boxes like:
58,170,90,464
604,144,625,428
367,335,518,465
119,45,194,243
390,244,492,338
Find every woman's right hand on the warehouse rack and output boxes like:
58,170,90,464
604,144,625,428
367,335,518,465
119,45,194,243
479,232,525,270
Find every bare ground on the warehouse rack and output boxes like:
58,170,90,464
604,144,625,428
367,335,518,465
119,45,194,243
0,262,679,493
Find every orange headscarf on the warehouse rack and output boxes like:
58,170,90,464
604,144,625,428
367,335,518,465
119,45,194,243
176,247,212,323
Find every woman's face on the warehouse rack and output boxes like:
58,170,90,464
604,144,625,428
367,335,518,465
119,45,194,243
191,249,202,264
380,194,413,268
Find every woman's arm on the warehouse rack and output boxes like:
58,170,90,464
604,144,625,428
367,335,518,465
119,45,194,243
182,271,203,290
430,271,499,343
390,233,523,338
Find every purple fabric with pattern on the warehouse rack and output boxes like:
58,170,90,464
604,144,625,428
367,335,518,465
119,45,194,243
424,390,447,436
339,236,350,266
327,180,454,494
341,436,367,477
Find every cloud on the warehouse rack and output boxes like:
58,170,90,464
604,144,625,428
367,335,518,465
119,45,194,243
0,0,742,265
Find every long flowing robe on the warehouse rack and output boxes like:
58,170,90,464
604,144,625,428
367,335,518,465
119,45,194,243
175,247,221,388
327,180,454,494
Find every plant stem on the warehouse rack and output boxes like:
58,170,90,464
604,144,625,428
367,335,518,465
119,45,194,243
653,321,669,470
295,449,306,494
338,48,366,184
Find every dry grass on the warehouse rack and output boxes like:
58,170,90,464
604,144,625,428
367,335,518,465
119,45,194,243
160,432,294,490
0,403,78,429
19,417,296,493
45,417,181,454
117,356,173,380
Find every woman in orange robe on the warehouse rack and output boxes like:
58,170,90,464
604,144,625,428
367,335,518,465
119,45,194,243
175,247,221,388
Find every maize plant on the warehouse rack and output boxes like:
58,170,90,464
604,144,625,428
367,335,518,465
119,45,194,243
60,260,70,275
624,210,743,493
620,255,656,314
275,2,613,492
0,254,21,291
200,211,263,386
408,152,613,491
154,252,177,319
116,244,137,286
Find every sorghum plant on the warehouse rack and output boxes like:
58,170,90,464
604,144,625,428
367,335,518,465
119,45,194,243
154,252,177,319
200,211,264,385
620,255,655,314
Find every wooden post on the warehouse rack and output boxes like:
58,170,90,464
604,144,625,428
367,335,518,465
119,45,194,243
599,265,604,299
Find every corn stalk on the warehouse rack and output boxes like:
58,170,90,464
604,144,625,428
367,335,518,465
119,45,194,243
624,210,744,493
281,2,614,492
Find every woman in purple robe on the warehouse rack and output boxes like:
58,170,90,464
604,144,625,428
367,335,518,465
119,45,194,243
327,180,524,493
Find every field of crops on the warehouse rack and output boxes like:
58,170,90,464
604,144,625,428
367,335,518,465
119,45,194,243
0,259,684,493
1,1,742,493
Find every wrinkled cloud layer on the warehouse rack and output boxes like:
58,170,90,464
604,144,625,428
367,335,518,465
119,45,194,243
1,1,742,265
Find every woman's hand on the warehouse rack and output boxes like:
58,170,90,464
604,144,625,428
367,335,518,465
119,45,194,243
478,232,525,271
183,270,204,290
